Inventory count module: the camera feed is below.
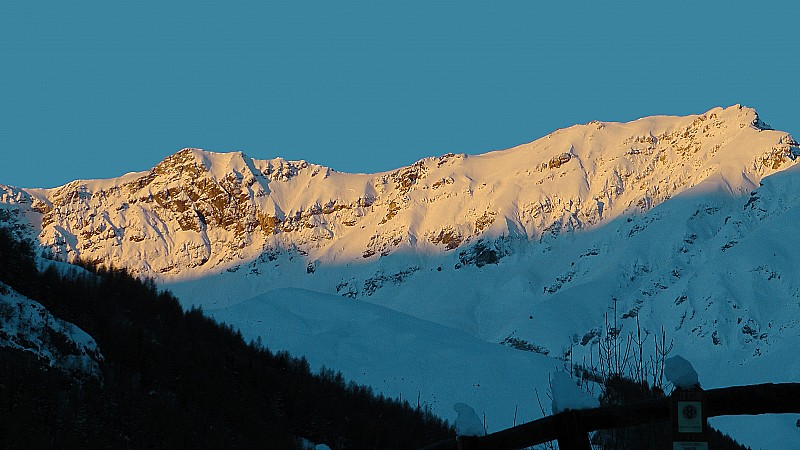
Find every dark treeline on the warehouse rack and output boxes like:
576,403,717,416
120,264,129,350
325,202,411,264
0,227,453,449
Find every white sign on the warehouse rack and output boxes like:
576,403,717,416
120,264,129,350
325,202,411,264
673,442,708,450
677,401,703,433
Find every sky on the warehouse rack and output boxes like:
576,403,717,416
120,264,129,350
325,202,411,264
1,0,798,189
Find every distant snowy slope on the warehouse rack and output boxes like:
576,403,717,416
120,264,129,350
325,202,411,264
210,287,562,433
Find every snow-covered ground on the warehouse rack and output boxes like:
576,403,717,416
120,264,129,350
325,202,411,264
0,283,103,378
550,371,598,414
211,288,561,432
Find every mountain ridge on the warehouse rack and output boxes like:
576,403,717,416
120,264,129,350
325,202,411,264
1,105,797,279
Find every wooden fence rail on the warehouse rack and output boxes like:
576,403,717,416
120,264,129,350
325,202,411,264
416,382,800,450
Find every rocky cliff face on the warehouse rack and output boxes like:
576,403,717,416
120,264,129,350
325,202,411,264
1,105,797,279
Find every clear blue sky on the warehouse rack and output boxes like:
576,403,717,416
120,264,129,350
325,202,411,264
2,1,798,188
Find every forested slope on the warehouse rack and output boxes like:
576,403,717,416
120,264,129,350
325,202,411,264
0,227,453,449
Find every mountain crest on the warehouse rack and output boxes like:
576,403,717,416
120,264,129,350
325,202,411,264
1,106,797,277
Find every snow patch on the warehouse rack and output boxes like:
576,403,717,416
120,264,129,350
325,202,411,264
454,403,484,437
551,371,599,414
0,283,103,378
665,355,700,389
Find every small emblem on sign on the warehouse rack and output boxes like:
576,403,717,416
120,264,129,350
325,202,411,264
682,404,697,420
677,401,703,433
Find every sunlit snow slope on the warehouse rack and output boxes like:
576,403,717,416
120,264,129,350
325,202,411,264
2,105,795,278
2,105,799,447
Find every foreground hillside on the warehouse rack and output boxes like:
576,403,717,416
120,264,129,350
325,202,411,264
0,228,453,449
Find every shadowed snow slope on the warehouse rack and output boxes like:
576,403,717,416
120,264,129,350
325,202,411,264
211,288,561,433
0,283,103,378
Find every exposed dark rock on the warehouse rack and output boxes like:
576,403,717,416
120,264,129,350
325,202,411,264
548,152,572,169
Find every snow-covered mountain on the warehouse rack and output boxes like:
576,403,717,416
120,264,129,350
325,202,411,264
2,105,799,448
2,105,795,277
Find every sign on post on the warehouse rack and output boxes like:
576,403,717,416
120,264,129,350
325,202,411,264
677,400,703,433
671,390,708,450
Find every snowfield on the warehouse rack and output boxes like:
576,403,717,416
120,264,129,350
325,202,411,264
211,287,561,433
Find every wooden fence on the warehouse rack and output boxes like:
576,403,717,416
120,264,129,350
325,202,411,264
416,382,800,450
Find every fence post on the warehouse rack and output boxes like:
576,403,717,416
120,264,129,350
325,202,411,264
456,435,480,450
556,410,591,450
